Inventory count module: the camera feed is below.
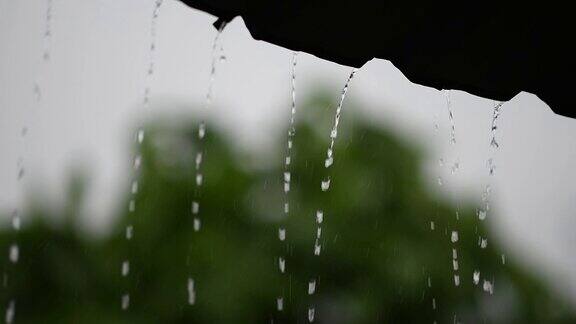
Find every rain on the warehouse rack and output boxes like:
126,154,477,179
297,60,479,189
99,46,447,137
0,1,575,323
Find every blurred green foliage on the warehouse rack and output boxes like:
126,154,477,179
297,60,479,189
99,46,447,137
1,91,575,323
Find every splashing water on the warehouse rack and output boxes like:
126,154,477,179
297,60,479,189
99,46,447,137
275,51,298,312
121,0,164,310
186,20,228,306
308,68,357,322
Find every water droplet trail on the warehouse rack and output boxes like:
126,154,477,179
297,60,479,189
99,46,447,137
121,0,164,311
276,51,299,312
308,68,358,322
6,1,55,321
475,100,505,294
187,20,228,306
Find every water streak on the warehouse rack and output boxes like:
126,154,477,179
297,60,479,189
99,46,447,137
121,0,164,310
275,51,298,312
6,1,55,320
187,20,228,305
308,69,357,322
476,101,505,294
33,0,54,101
444,91,463,289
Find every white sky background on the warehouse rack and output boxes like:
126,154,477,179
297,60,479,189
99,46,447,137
1,0,576,305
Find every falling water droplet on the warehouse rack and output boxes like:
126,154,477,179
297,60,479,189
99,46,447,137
308,307,315,322
133,155,142,170
11,212,20,231
196,174,203,186
453,275,460,287
480,238,488,249
198,122,206,139
17,168,25,181
128,200,135,213
487,158,496,176
308,280,316,295
278,228,286,241
473,271,480,285
137,129,145,143
279,257,285,273
477,209,487,220
126,225,133,240
193,218,201,232
191,201,199,214
131,181,139,194
451,231,459,243
9,245,19,264
187,277,196,305
483,280,494,294
122,260,130,277
452,259,459,271
316,210,324,224
33,82,42,102
5,300,15,324
321,178,330,191
276,297,284,311
324,156,333,168
314,241,321,256
330,129,338,139
450,160,460,174
121,294,130,310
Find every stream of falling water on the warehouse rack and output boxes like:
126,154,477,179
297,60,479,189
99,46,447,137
444,90,461,291
308,69,358,323
430,90,462,322
121,0,164,311
186,21,227,306
276,51,298,312
33,0,52,101
473,100,505,295
5,1,54,322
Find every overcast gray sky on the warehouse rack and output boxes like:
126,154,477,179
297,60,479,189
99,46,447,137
1,0,576,305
